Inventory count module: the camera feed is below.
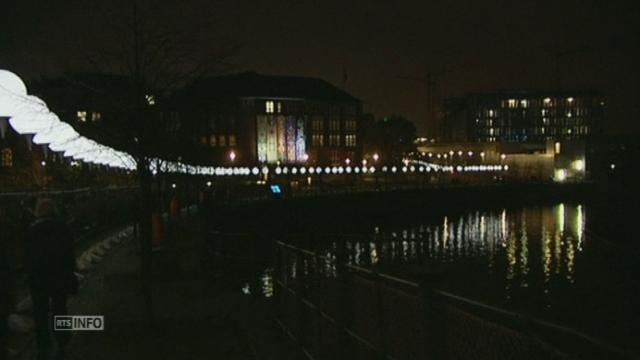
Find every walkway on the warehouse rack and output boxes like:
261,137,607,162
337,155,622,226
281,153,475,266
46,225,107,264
14,212,283,360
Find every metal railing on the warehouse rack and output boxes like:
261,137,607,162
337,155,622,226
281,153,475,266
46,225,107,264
273,238,632,360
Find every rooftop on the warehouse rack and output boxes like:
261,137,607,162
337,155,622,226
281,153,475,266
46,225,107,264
184,71,360,103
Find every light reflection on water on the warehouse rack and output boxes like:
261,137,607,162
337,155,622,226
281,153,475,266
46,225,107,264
249,204,588,303
285,203,589,302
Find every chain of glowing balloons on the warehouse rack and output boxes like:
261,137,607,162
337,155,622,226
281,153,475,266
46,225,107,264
1,69,509,177
1,69,137,170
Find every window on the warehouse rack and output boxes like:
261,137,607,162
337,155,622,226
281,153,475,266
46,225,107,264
312,134,324,146
508,99,516,108
266,101,274,113
145,94,155,106
329,134,340,146
345,120,356,132
329,120,340,132
91,112,102,122
312,118,323,133
345,135,356,147
209,135,217,146
219,135,227,147
200,136,208,145
276,102,282,113
229,135,237,147
330,150,340,164
555,142,561,154
77,111,87,122
1,148,13,167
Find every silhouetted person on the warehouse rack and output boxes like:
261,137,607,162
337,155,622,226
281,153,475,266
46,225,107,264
25,199,77,360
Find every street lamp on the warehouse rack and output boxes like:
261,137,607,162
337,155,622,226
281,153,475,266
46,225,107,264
229,150,237,162
345,158,351,165
372,153,379,162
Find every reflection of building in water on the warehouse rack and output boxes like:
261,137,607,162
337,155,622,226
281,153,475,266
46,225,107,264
346,204,585,294
286,204,588,300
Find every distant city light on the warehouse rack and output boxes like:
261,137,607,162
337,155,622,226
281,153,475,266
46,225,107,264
610,163,616,170
554,169,567,182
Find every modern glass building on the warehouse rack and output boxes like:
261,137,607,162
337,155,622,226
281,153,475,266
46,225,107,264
442,91,604,143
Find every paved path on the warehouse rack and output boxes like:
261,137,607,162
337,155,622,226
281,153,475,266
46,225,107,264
14,213,285,360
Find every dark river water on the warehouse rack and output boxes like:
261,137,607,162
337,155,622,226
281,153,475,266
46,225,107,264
234,201,639,352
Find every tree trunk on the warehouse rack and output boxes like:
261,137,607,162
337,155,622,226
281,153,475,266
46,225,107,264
137,158,154,325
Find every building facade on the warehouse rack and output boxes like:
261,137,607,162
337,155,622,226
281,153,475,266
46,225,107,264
442,91,604,143
176,72,363,165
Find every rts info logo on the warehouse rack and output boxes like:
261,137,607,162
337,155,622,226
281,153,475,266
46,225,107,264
54,316,104,331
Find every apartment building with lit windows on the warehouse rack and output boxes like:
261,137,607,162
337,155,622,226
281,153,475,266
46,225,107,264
176,71,363,165
442,91,604,143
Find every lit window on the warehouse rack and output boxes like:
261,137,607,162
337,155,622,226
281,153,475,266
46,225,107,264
345,135,356,147
312,134,324,147
276,102,282,113
488,110,494,117
508,99,516,108
77,111,87,122
91,112,102,122
555,142,561,154
329,134,340,146
145,94,155,106
544,97,551,105
229,135,237,146
521,99,528,108
567,97,574,103
219,135,226,147
265,101,274,113
209,135,217,146
1,148,13,167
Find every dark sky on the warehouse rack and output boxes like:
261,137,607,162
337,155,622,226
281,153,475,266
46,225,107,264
1,0,639,136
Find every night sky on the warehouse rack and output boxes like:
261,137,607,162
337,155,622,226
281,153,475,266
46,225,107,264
1,0,639,136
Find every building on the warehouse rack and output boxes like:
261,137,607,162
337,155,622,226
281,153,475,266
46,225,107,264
442,91,604,143
415,139,587,182
175,71,363,165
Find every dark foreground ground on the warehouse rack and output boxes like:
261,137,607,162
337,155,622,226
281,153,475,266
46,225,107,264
11,212,284,360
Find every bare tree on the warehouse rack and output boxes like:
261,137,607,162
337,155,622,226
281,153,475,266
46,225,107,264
71,0,238,324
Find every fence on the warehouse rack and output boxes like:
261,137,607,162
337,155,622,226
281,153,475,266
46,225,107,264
273,236,630,360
